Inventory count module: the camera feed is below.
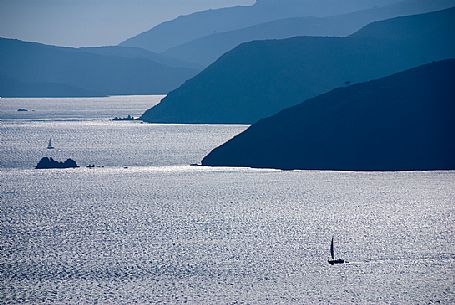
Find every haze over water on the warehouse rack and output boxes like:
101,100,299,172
1,97,454,303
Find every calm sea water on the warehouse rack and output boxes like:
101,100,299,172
1,97,454,304
0,95,164,121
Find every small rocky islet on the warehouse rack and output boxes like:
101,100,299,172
35,157,79,169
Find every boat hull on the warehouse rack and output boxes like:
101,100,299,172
328,259,345,265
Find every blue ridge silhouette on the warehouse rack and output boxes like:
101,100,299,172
0,38,200,97
120,0,401,53
163,0,455,67
140,7,455,124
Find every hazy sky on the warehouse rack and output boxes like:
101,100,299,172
0,0,255,47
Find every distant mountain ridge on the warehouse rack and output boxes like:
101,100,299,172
120,0,401,53
79,46,201,70
162,0,455,66
0,38,200,97
0,75,99,98
202,59,455,171
140,7,455,124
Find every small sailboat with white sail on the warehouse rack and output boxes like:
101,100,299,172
47,139,55,149
328,236,346,265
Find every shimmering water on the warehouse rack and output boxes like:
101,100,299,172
0,96,246,169
1,97,455,304
0,95,163,121
0,120,246,169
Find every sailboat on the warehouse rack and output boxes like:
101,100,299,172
328,236,346,265
47,139,54,149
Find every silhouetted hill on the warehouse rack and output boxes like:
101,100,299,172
202,59,455,171
120,0,400,53
141,7,455,124
0,38,199,97
163,0,455,66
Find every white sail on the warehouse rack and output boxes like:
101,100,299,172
47,139,54,149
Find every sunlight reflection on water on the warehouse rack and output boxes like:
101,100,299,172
1,97,454,304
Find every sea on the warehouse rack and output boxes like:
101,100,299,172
1,96,454,304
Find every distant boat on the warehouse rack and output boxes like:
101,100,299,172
47,139,54,149
328,236,346,265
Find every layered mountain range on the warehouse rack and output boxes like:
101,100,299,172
2,0,453,98
141,7,455,124
0,38,200,97
161,0,455,66
120,0,402,53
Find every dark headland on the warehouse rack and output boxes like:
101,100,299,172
202,59,455,171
